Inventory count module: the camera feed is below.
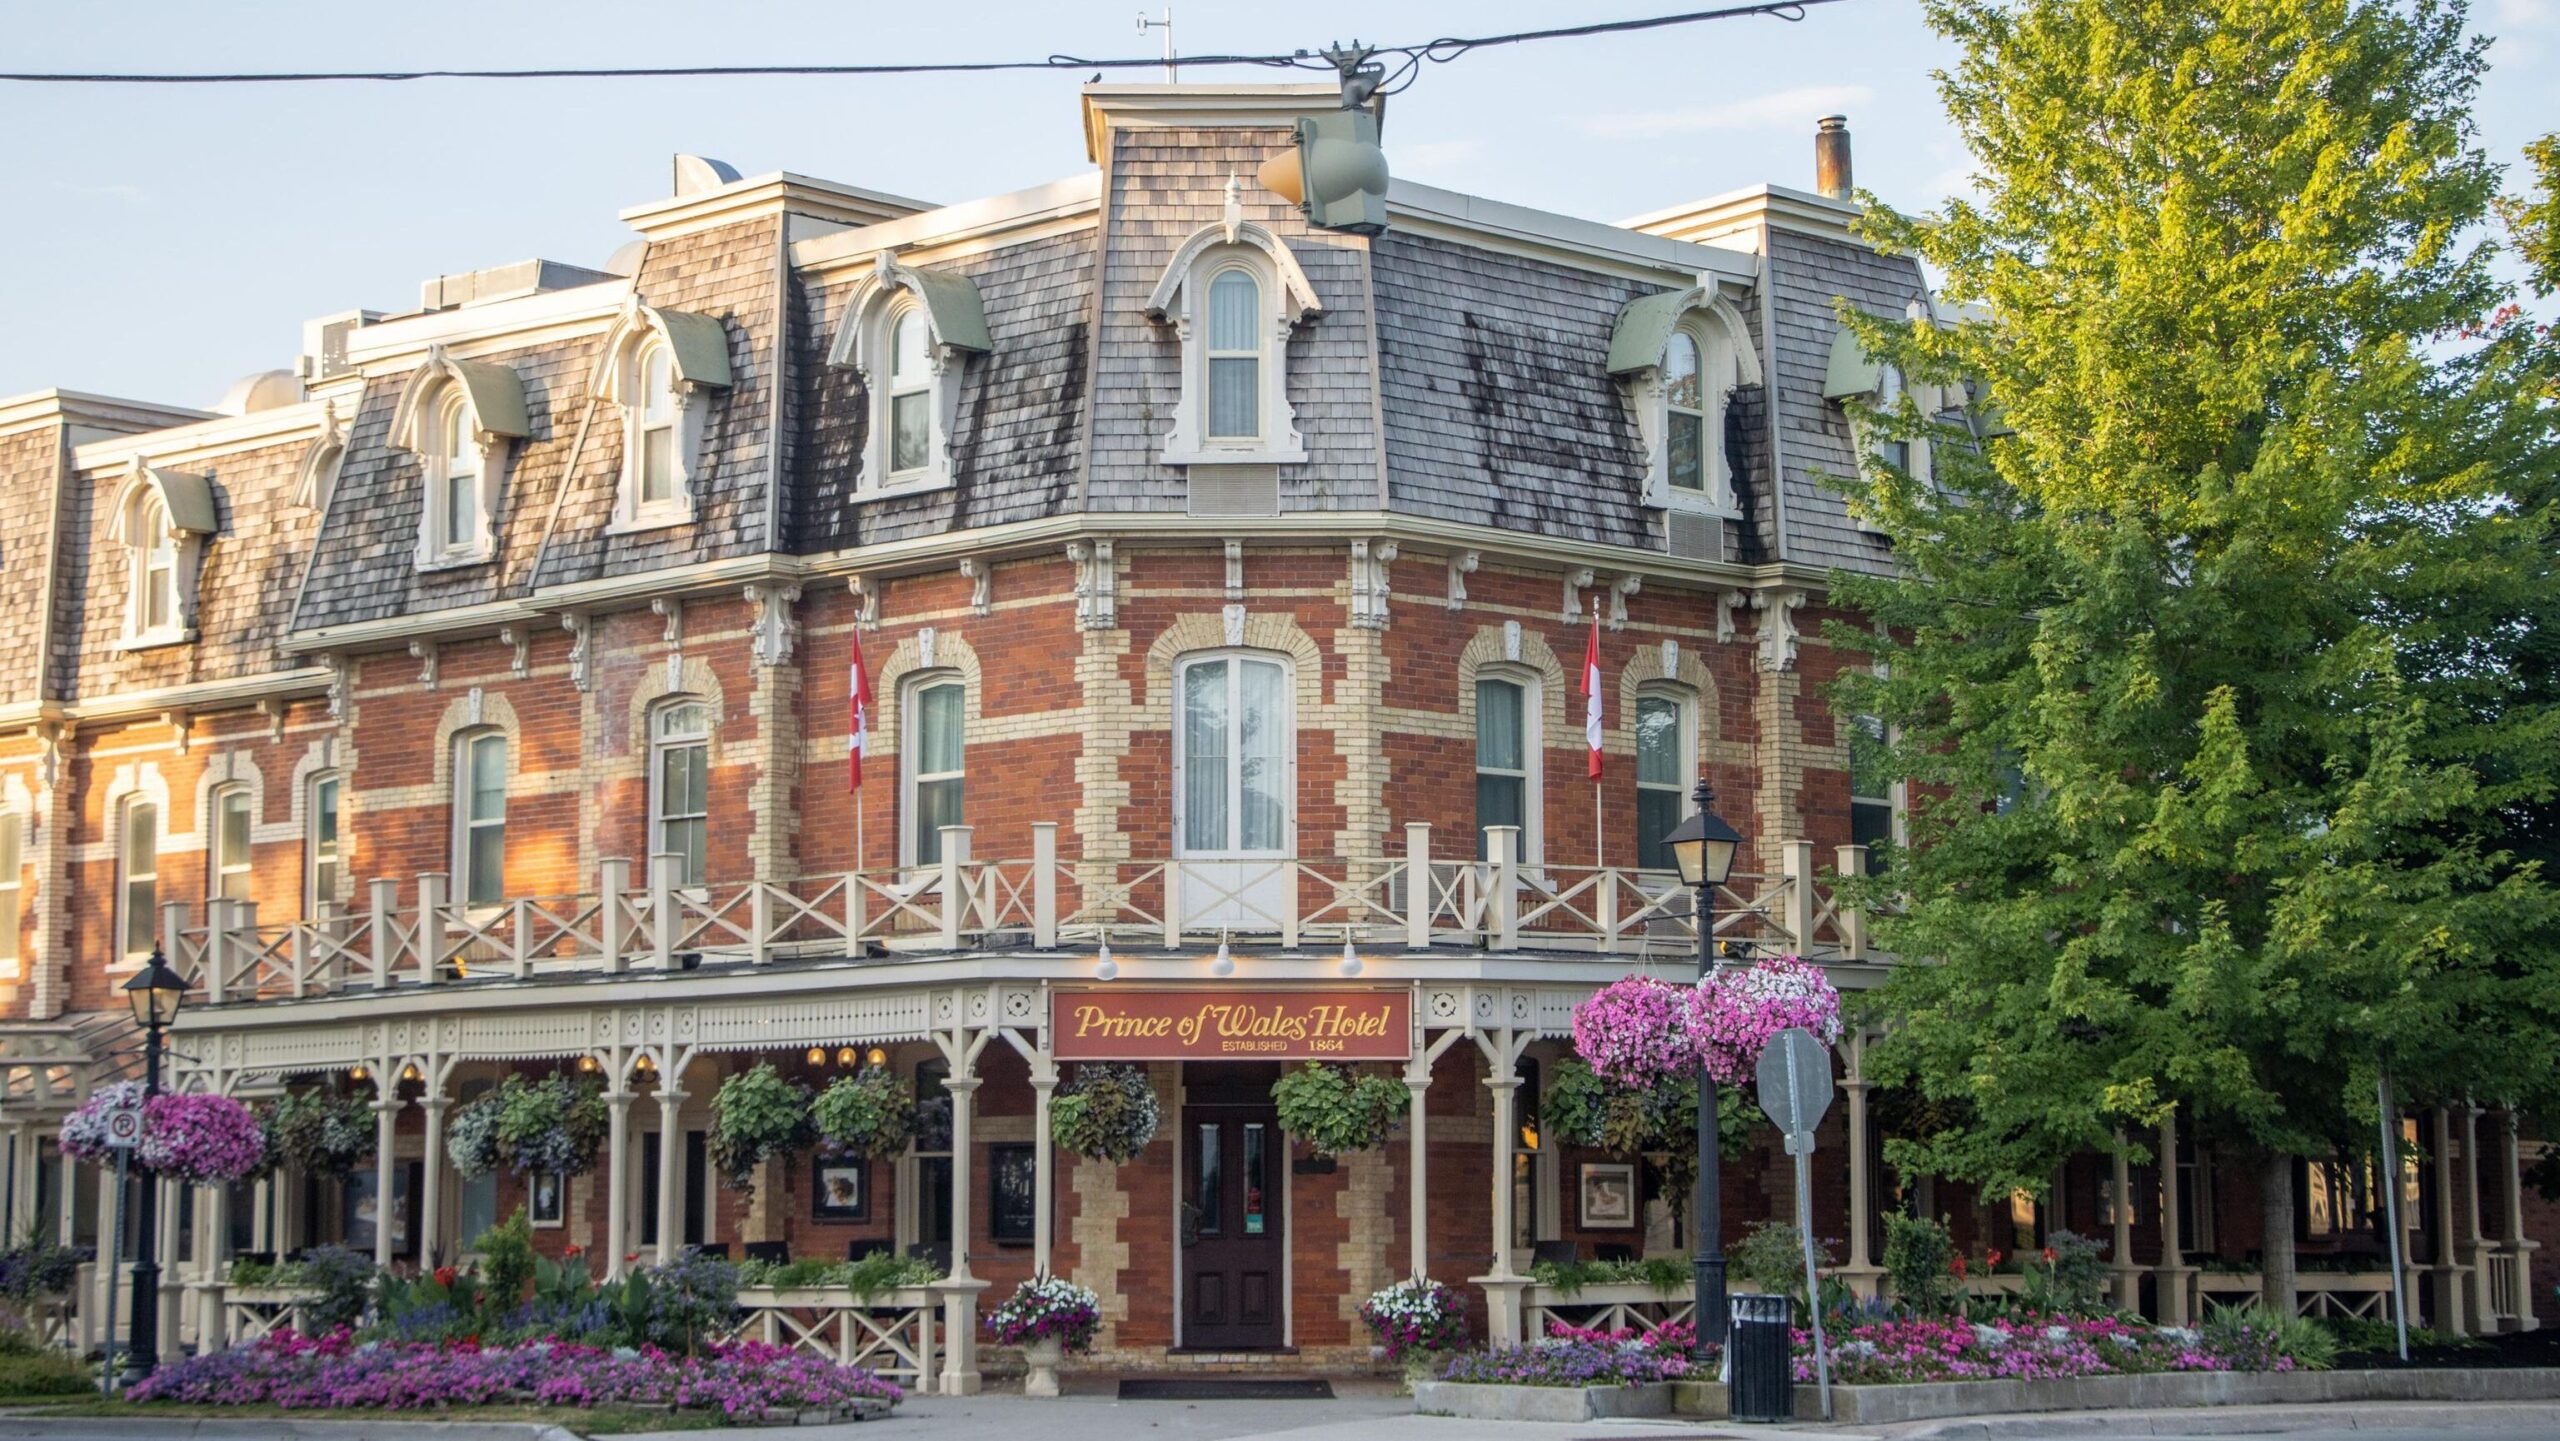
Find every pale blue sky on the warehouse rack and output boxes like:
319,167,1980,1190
4,0,2554,407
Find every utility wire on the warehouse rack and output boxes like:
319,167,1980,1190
0,1,1844,86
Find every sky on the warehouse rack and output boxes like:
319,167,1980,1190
3,0,2555,408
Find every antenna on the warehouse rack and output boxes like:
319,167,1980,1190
1135,8,1177,83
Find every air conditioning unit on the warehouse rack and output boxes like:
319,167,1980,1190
1666,510,1725,562
1187,465,1280,518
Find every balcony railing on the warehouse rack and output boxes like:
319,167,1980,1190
169,823,1877,1005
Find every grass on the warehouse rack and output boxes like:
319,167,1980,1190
0,1399,725,1433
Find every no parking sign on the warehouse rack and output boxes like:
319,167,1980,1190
102,1099,144,1150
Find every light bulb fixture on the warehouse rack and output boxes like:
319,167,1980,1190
401,1064,420,1083
837,1047,858,1067
806,1047,826,1066
348,1065,369,1082
865,1047,888,1067
578,1055,598,1073
635,1053,655,1073
1209,932,1235,979
1339,932,1363,978
1094,936,1118,982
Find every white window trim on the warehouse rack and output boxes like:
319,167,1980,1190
208,783,254,904
827,252,987,501
418,390,499,569
647,699,711,889
1144,206,1321,468
116,795,160,965
0,810,23,975
109,470,208,650
451,730,508,911
897,671,966,870
1473,666,1544,868
1170,649,1299,860
1624,294,1757,520
305,772,343,918
389,348,526,572
1633,683,1698,870
609,338,703,533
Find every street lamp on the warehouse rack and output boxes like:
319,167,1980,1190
1660,780,1741,1358
119,949,187,1383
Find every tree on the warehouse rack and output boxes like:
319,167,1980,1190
1828,0,2560,1315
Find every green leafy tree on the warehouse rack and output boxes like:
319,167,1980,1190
1828,0,2560,1315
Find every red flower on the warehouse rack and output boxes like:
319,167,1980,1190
1986,1249,2003,1269
2042,1246,2056,1265
1951,1255,1967,1279
433,1266,458,1289
625,1252,641,1264
563,1244,584,1257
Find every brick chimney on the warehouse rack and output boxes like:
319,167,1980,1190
1815,115,1853,201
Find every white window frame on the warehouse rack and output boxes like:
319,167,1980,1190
1472,666,1543,867
1633,684,1698,872
1848,713,1904,870
1170,649,1297,860
305,772,342,917
422,389,496,567
1622,293,1756,519
452,730,508,910
884,304,937,484
611,339,698,532
130,492,180,644
117,796,160,964
648,700,711,888
0,811,22,974
1144,220,1319,468
828,256,986,500
899,672,966,869
209,783,254,903
1201,265,1267,444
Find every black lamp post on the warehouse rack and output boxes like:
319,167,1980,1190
120,950,187,1383
1662,779,1741,1358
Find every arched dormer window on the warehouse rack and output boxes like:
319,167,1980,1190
295,402,346,513
825,250,991,497
1608,286,1760,517
1144,188,1322,467
1826,298,1969,534
594,298,732,531
389,344,529,569
109,461,217,648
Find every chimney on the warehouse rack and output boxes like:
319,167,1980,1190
1814,115,1853,201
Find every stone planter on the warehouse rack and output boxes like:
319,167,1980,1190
1669,1366,2560,1427
1023,1335,1064,1398
1412,1380,1672,1422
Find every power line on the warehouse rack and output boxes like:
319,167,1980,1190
0,1,1845,86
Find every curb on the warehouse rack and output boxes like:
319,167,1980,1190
1871,1400,2560,1439
0,1422,581,1441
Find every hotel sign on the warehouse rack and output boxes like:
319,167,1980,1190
1053,989,1411,1062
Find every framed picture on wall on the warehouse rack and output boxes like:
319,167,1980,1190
1579,1162,1638,1230
813,1157,869,1222
990,1143,1035,1244
530,1172,567,1229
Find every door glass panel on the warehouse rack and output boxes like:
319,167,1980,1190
1195,1123,1223,1235
1237,660,1285,852
1242,1123,1266,1236
1182,661,1229,851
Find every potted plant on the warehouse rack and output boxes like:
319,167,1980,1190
986,1274,1100,1397
1049,1063,1159,1163
261,1089,376,1176
812,1065,916,1159
1569,976,1701,1087
1271,1062,1409,1156
1686,954,1841,1082
709,1061,814,1197
498,1072,608,1175
61,1084,266,1185
1359,1276,1468,1390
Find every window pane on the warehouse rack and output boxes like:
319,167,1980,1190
1182,662,1229,851
641,349,674,422
1207,270,1259,351
314,778,339,851
1477,776,1525,858
469,737,507,822
126,803,156,874
1242,1123,1267,1235
669,816,706,886
1237,660,1285,852
220,791,251,863
915,778,963,864
658,741,704,819
1668,411,1705,492
890,392,931,473
1194,1123,1223,1235
892,311,928,382
1637,788,1683,872
1207,357,1259,439
1635,696,1681,786
445,466,476,548
466,825,506,906
1847,716,1890,801
1664,332,1701,411
123,802,158,956
641,426,675,502
1475,680,1524,771
0,816,20,964
915,1061,953,1152
917,683,965,775
145,564,173,631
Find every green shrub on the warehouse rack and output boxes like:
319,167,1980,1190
1882,1213,1959,1316
2020,1228,2111,1316
2203,1303,2339,1371
735,1252,940,1297
1525,1254,1690,1296
477,1207,538,1312
0,1348,94,1396
1732,1221,1837,1310
0,1323,41,1357
294,1245,379,1333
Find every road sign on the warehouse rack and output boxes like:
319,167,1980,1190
102,1100,144,1151
1754,1026,1835,1154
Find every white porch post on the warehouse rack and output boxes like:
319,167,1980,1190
1030,1054,1057,1276
1471,1031,1530,1347
2463,1103,2494,1332
2431,1107,2468,1335
938,1065,985,1396
2110,1134,2140,1311
604,1087,635,1278
370,1094,402,1270
2500,1108,2537,1332
2157,1114,2189,1325
1404,1053,1432,1280
655,1077,690,1265
418,1094,450,1268
1841,1033,1879,1297
191,1179,229,1349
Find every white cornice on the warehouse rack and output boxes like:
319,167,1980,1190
1080,82,1365,162
619,171,934,243
0,666,332,728
1386,180,1759,285
0,389,213,442
791,174,1103,275
343,281,634,370
1620,183,1867,247
280,599,546,658
69,399,329,473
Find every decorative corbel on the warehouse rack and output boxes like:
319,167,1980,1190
745,583,802,667
1660,638,1681,680
1715,590,1748,645
1446,550,1477,611
409,638,439,691
1753,588,1806,673
1224,540,1245,601
651,597,684,690
35,720,70,800
498,626,531,680
1608,573,1642,631
326,654,355,719
1503,619,1524,663
1349,540,1399,630
257,697,289,744
1221,172,1245,244
917,626,939,670
1222,604,1247,647
847,574,880,632
959,558,992,617
1562,567,1595,622
560,614,594,693
162,709,192,756
1069,540,1116,631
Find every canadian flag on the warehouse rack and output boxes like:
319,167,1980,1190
1580,612,1603,780
848,628,874,793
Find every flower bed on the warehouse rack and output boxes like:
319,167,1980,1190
1440,1334,1696,1387
1797,1314,2273,1385
129,1329,901,1424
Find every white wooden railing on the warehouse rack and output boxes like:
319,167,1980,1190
174,824,1872,1004
1521,1280,1700,1340
719,1286,937,1387
221,1283,321,1344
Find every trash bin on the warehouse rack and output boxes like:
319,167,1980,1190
1726,1292,1794,1423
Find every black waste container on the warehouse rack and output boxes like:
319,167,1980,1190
1726,1292,1794,1423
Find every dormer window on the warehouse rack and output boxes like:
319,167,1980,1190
825,251,991,498
595,300,730,532
1826,315,1955,535
1609,286,1759,518
1144,192,1321,468
390,345,529,569
135,494,177,636
111,462,216,649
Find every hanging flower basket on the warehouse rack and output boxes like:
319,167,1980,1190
450,1073,607,1180
1050,1063,1159,1163
447,1092,503,1179
60,1084,266,1184
261,1090,377,1176
58,1081,143,1165
1271,1063,1410,1157
1569,975,1699,1088
1688,954,1842,1084
709,1061,814,1196
812,1066,916,1160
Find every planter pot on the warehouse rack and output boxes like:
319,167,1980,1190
1412,1380,1672,1422
1399,1352,1439,1396
1024,1335,1064,1398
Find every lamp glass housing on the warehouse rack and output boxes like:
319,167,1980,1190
123,954,187,1029
1664,806,1743,888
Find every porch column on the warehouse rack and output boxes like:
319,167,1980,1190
2156,1114,2189,1325
1404,1053,1432,1280
655,1080,690,1265
192,1180,230,1348
2430,1107,2468,1334
604,1088,635,1278
2500,1108,2538,1332
937,1068,986,1396
1472,1034,1529,1347
157,1175,185,1350
4,1123,30,1238
418,1094,450,1269
370,1095,403,1270
2110,1135,2139,1311
2463,1103,2494,1332
1030,1054,1058,1276
1841,1034,1879,1297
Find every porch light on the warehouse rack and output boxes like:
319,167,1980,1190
1339,932,1362,978
806,1047,826,1066
1094,936,1119,982
837,1047,858,1067
578,1056,598,1073
635,1053,655,1074
1210,933,1235,979
1665,784,1743,889
865,1047,887,1067
401,1064,420,1083
122,950,188,1030
349,1064,369,1082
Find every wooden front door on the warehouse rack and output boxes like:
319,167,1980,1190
1182,1084,1284,1349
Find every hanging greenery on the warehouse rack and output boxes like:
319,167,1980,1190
1049,1064,1159,1163
446,1093,503,1180
1270,1063,1409,1157
1543,1056,1759,1220
262,1090,376,1176
812,1066,916,1160
708,1062,814,1196
450,1073,608,1180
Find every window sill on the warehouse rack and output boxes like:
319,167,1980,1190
1649,494,1743,521
1166,445,1305,468
606,505,697,536
854,472,956,502
115,628,197,652
415,549,496,574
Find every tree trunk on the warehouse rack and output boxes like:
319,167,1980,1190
2258,1150,2297,1316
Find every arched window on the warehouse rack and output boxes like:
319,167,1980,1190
901,675,965,866
1611,290,1758,517
887,307,934,478
431,391,482,560
825,254,989,497
1849,714,1898,873
118,796,160,960
453,731,507,907
1663,331,1706,497
1634,687,1697,871
209,784,253,902
635,343,678,507
1178,653,1290,856
1205,268,1263,442
650,701,710,886
131,493,178,639
1474,673,1540,862
306,773,342,916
